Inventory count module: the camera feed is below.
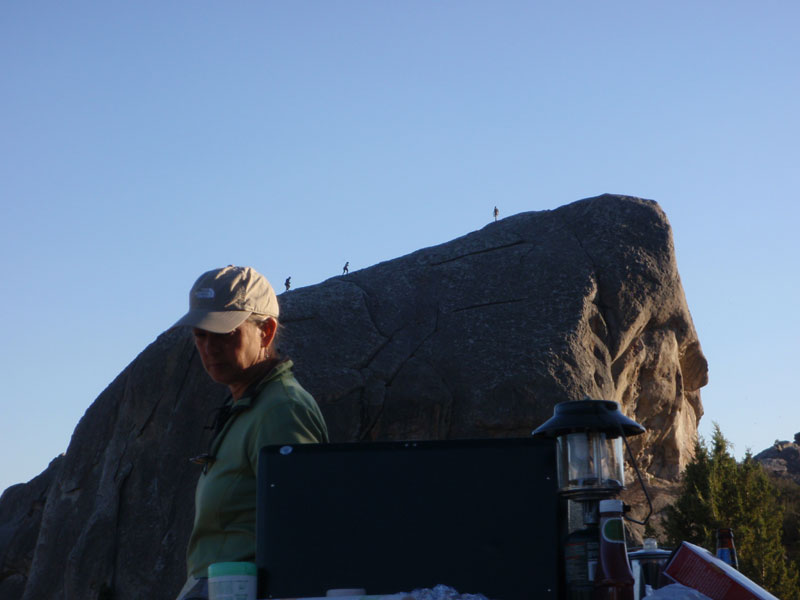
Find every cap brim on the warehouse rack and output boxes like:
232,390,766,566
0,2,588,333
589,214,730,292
171,309,252,334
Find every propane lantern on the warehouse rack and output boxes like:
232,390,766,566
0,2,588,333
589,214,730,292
533,399,646,501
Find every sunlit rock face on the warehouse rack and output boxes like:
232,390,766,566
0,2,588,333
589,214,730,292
278,194,706,481
0,194,707,600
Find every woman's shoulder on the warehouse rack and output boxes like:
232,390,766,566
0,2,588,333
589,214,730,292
255,362,316,411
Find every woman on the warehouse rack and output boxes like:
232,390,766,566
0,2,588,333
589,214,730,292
172,265,329,600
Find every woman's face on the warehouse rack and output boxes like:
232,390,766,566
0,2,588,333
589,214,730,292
192,320,268,397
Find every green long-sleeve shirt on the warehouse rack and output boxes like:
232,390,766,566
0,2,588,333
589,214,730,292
186,360,328,578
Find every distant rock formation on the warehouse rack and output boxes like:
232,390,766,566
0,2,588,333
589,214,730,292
755,434,800,485
0,195,708,600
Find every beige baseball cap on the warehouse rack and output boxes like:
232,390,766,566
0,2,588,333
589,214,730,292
172,265,279,333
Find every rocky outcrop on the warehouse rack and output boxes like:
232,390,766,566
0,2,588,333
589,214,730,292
755,434,800,485
0,194,708,599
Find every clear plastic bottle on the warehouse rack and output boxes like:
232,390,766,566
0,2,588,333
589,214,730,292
628,538,672,599
594,499,634,600
715,528,739,570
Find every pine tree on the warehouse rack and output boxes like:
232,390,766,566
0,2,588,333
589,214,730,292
663,424,800,600
771,475,800,567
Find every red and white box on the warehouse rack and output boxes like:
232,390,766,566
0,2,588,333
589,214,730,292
663,542,779,600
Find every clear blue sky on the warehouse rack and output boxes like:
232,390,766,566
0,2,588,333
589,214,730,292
2,2,798,495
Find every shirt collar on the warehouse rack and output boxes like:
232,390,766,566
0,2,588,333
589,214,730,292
233,358,294,407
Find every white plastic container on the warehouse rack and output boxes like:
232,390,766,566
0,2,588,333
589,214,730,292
208,561,257,600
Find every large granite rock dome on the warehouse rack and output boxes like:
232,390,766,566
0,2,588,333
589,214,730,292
0,195,708,599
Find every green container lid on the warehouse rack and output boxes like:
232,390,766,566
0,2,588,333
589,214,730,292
208,561,257,578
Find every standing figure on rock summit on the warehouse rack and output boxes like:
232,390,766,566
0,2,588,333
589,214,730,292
171,265,329,600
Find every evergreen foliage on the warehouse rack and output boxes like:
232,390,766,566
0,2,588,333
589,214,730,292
662,424,800,600
770,475,800,568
